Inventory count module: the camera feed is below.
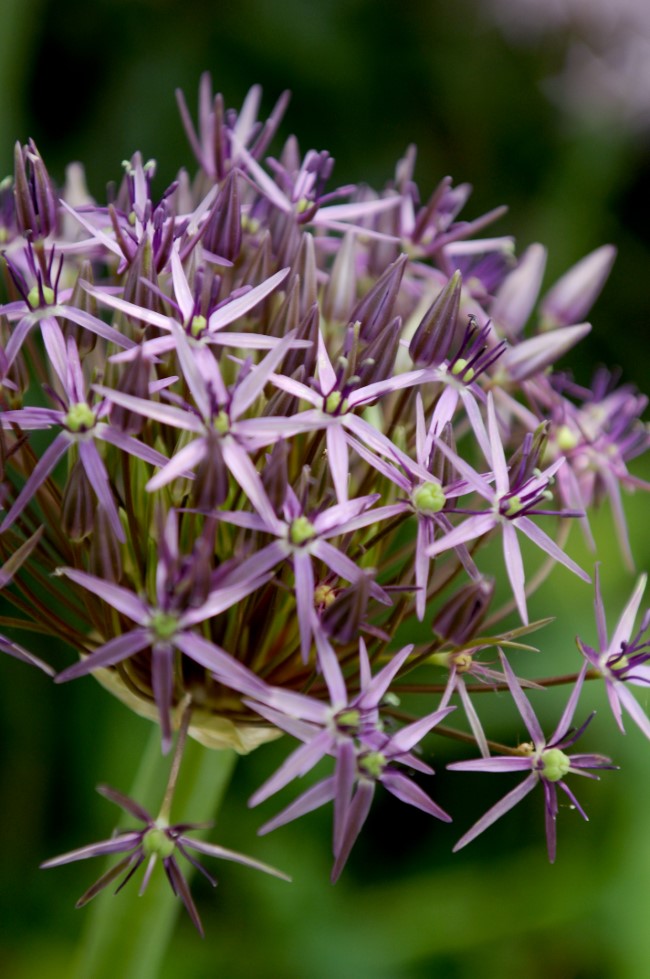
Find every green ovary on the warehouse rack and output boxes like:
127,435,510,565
142,826,176,859
412,482,446,513
148,610,179,642
289,516,317,546
502,494,523,517
541,747,571,782
213,410,230,434
27,284,55,308
65,403,96,433
335,709,361,734
450,358,475,382
555,424,579,452
190,314,207,337
358,751,386,779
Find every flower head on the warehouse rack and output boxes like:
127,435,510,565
577,567,650,738
41,783,289,936
449,652,615,861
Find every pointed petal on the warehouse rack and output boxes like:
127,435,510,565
500,650,545,745
56,630,151,682
502,521,528,624
0,433,69,535
452,774,538,852
208,268,289,332
516,517,591,583
58,568,147,621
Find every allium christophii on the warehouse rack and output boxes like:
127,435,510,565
0,73,648,929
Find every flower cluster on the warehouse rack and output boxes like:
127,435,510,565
2,74,649,931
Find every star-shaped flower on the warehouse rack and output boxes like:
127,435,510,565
41,783,289,936
448,652,615,862
577,567,650,739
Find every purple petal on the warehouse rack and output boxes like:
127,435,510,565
180,836,290,881
357,644,414,710
97,784,152,822
78,440,125,542
610,573,648,657
486,393,509,494
502,521,528,625
381,770,451,821
311,539,390,605
516,517,591,585
58,568,148,621
93,385,203,432
173,632,266,698
333,740,357,857
617,683,650,740
98,426,171,470
0,635,54,675
209,268,289,332
331,780,374,882
426,513,497,560
231,332,300,418
164,857,204,936
313,625,347,704
326,423,350,504
258,776,336,835
452,773,538,852
0,433,69,534
249,729,334,806
56,629,151,682
499,651,545,746
146,439,204,491
220,439,277,526
387,704,455,753
60,304,136,350
40,833,143,867
551,662,588,744
292,549,315,662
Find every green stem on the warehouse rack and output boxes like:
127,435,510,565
71,726,237,979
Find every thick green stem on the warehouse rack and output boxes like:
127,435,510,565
71,726,237,979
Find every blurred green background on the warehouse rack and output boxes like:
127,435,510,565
2,1,650,977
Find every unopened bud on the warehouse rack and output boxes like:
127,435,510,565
432,576,495,645
409,270,462,368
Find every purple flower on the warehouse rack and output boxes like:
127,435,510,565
87,251,294,362
426,391,590,623
0,337,169,541
0,241,134,380
246,636,453,880
346,393,480,620
269,326,432,504
214,487,395,662
55,510,270,750
41,783,289,936
448,652,615,862
95,325,320,525
577,567,650,739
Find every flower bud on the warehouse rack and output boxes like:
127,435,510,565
491,244,547,339
540,245,616,329
432,576,495,645
13,140,57,239
409,270,462,367
202,169,242,261
348,254,407,342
